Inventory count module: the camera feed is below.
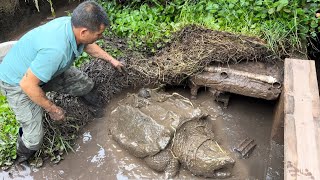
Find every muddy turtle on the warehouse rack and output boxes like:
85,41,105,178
109,89,235,178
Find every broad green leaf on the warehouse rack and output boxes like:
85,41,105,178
268,8,275,14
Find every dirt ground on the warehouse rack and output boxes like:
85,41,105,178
2,1,80,42
0,88,283,180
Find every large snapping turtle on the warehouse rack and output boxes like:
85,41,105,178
109,88,235,178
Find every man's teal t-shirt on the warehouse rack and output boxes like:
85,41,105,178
0,17,84,85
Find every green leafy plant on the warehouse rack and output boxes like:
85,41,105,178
0,94,18,167
74,52,90,67
99,0,320,55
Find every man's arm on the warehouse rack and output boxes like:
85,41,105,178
20,68,64,120
84,43,124,71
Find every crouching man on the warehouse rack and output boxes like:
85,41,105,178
0,1,123,163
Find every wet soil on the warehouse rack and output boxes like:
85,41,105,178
0,88,283,179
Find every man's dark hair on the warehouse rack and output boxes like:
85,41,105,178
71,1,109,32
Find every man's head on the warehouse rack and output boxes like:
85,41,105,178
71,1,109,44
316,10,320,18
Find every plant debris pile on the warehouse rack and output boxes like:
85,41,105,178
37,25,279,165
128,25,279,85
80,59,129,107
31,93,94,166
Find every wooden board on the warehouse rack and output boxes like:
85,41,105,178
284,58,320,180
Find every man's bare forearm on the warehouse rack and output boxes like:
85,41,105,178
84,43,124,71
19,69,55,111
21,84,54,110
84,43,115,62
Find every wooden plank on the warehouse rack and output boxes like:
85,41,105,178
284,58,320,180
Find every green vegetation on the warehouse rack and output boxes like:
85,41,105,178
1,0,319,167
100,0,319,55
0,94,18,167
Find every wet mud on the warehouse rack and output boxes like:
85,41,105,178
0,88,283,179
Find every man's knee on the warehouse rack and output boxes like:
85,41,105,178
21,128,44,151
15,102,44,151
20,115,44,150
70,76,94,96
80,77,94,95
50,67,95,96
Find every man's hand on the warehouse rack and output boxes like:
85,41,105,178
109,59,124,72
20,68,65,121
46,105,65,121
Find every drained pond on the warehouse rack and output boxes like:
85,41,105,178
2,87,283,179
1,21,285,180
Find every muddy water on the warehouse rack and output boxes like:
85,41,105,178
1,87,283,180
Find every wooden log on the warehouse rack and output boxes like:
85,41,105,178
284,58,320,180
204,66,280,85
189,62,282,100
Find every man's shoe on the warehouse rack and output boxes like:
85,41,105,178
16,128,36,164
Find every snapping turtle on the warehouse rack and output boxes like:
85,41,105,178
109,89,235,178
172,117,235,178
110,104,171,158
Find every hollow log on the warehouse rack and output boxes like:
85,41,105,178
189,62,282,100
204,67,280,86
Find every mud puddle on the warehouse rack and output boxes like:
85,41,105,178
0,87,283,179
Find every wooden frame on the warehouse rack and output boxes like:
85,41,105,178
284,59,320,180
